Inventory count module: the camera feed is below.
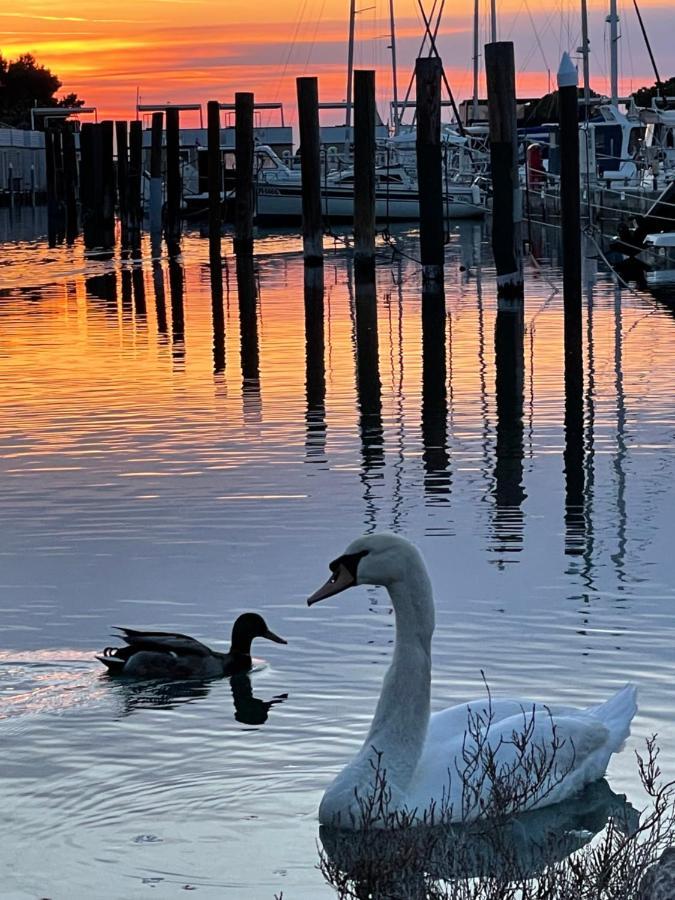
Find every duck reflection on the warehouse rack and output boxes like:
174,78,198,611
319,779,637,898
110,672,287,725
230,673,288,725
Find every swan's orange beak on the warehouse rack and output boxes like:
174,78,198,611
307,562,356,606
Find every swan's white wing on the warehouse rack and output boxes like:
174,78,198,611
410,707,611,822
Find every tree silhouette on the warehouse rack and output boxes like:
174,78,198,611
0,53,85,128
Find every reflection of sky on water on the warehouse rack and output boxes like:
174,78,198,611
1,209,675,897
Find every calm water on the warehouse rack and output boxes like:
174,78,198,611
1,207,674,899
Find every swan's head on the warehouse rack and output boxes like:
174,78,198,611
307,533,423,605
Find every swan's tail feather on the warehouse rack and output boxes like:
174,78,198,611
589,684,637,753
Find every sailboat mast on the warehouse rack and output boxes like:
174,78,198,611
346,0,356,130
389,0,400,134
580,0,591,108
608,0,619,104
472,0,479,120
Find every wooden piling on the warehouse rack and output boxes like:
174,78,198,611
100,120,116,248
354,70,376,274
129,120,143,241
149,112,163,234
62,126,79,242
165,107,181,241
234,92,255,254
296,77,324,265
558,53,582,342
485,42,523,300
79,123,95,247
44,128,58,246
115,121,129,240
207,100,222,262
415,57,445,283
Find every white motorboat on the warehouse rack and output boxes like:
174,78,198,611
253,146,486,222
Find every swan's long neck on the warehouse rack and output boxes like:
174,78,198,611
360,559,434,792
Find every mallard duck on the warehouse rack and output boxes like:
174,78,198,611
308,533,637,829
97,613,286,679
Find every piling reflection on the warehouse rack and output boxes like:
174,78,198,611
492,301,526,555
150,233,168,335
131,244,147,320
564,306,586,556
319,780,637,899
167,240,185,363
210,258,226,375
85,270,118,317
304,266,327,464
354,273,384,524
421,284,451,500
236,253,262,421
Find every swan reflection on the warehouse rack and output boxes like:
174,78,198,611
109,672,287,725
319,779,638,898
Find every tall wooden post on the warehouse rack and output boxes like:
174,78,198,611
354,69,376,274
100,120,115,248
44,128,58,247
79,123,94,247
207,100,222,262
558,53,582,337
485,42,523,301
234,92,255,254
558,53,584,554
115,121,129,241
128,120,144,242
415,57,445,284
165,107,181,241
62,125,79,243
296,77,323,265
149,112,163,234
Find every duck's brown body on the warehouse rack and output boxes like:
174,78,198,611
97,614,286,679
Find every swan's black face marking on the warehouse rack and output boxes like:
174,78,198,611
308,550,369,606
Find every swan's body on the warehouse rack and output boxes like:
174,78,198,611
97,613,286,679
308,534,637,829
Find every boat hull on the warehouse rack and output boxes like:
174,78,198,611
255,183,485,222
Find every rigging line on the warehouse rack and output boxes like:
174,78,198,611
400,0,443,113
631,0,663,92
273,0,312,104
622,0,635,93
303,0,329,73
415,0,466,135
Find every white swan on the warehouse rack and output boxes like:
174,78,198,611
308,533,637,829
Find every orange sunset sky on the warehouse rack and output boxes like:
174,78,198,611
1,0,672,124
